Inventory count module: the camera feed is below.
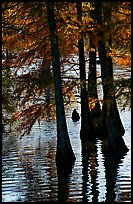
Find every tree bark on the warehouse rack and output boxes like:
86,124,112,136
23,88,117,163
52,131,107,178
88,3,101,118
88,37,101,117
46,2,76,166
96,2,127,151
76,2,94,141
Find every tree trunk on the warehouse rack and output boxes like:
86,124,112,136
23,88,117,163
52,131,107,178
46,2,76,166
96,2,127,152
76,2,94,141
88,37,101,117
98,38,127,152
88,3,101,118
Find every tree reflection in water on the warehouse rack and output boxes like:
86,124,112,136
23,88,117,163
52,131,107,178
57,165,73,202
101,139,128,203
81,137,128,202
81,139,99,202
19,132,58,202
2,117,130,202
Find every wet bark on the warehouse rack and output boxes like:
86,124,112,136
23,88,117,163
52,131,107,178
46,2,76,166
76,2,94,141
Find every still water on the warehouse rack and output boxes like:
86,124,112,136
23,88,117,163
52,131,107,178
2,108,131,202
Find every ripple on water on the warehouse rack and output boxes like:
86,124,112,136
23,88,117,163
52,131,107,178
2,111,131,202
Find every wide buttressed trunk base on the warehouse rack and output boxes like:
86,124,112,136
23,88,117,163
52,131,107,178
91,102,101,118
98,100,128,155
80,99,95,141
110,137,128,155
101,100,125,137
101,102,128,154
80,127,95,142
56,145,76,167
102,136,129,157
113,99,125,136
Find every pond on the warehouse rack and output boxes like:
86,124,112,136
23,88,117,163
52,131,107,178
2,107,131,202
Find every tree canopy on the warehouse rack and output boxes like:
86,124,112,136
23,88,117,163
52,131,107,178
2,2,131,136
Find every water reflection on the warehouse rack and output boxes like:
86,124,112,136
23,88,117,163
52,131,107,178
57,165,73,202
101,140,128,203
81,137,129,203
81,140,99,202
2,112,131,202
18,131,58,202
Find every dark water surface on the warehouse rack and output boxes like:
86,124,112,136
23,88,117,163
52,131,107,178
2,109,131,202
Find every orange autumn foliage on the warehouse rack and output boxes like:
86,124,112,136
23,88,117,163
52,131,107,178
2,2,131,135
